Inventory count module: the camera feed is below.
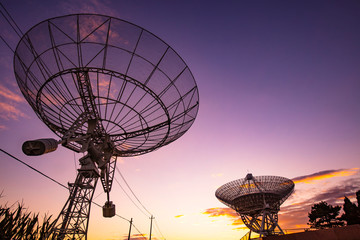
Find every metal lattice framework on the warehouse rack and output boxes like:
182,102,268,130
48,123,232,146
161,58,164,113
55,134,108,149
14,14,199,239
215,174,294,238
14,13,199,157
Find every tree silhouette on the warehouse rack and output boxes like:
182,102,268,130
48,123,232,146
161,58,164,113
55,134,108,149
342,190,360,225
308,201,344,229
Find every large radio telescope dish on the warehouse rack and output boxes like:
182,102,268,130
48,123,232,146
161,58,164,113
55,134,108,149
15,14,199,157
216,173,294,238
14,14,199,239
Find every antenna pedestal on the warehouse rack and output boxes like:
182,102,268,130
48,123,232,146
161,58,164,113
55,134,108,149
241,210,284,238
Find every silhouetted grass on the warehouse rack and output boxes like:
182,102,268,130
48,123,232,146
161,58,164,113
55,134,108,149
0,203,56,239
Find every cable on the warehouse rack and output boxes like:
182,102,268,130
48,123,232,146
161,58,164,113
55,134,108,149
0,2,22,53
0,149,166,239
0,1,54,85
0,149,68,189
0,148,131,223
114,177,150,218
92,191,103,201
115,166,167,240
0,2,24,38
0,35,15,53
154,219,166,240
116,165,168,240
116,166,153,216
131,223,148,240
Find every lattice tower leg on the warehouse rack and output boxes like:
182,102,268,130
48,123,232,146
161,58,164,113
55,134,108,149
240,211,283,238
52,170,99,240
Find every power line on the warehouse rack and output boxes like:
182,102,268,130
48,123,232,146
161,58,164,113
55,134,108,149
0,148,131,223
154,219,166,240
0,148,68,189
0,2,22,53
0,2,24,38
0,35,15,53
0,149,166,239
114,177,150,218
132,223,148,240
0,1,53,81
116,166,153,216
115,165,167,240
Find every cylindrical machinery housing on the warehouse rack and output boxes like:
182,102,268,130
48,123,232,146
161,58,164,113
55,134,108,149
22,138,58,156
103,201,116,218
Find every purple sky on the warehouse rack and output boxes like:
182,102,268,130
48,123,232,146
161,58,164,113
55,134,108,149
1,1,360,239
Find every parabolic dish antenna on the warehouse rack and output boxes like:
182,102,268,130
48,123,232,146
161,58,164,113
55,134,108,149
15,14,199,239
215,173,294,238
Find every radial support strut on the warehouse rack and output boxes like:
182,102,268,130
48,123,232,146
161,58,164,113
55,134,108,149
240,210,284,238
52,155,99,240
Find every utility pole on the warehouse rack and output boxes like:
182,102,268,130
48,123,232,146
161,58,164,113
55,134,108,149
149,215,154,240
127,218,133,240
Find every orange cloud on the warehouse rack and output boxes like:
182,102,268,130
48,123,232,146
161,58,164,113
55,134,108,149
232,225,248,231
292,168,359,184
0,125,6,131
203,208,247,232
0,102,28,120
174,215,184,218
278,205,310,230
0,84,24,103
231,218,245,226
203,207,238,218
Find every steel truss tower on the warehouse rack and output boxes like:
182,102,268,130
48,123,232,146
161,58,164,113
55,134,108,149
53,161,99,239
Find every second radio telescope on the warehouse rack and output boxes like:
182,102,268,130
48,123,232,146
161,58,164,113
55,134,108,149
216,173,294,238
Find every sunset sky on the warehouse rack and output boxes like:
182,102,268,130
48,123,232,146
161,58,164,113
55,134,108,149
1,1,360,240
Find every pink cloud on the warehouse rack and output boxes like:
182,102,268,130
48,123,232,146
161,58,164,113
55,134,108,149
60,0,118,17
0,84,24,103
0,102,28,120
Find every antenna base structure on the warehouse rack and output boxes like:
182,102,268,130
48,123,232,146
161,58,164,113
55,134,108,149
215,173,294,239
240,207,283,238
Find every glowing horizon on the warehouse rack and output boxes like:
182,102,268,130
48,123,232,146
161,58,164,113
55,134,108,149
1,1,360,240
